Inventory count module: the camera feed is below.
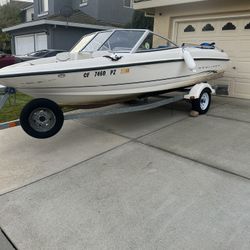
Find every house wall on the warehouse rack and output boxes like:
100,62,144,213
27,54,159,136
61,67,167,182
51,26,98,51
9,24,99,54
33,0,133,25
73,0,99,19
53,0,73,16
26,7,35,22
141,0,250,99
98,0,134,25
152,0,250,37
34,0,53,18
74,0,134,25
133,0,206,9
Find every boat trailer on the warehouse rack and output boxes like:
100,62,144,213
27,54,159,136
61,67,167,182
0,83,215,138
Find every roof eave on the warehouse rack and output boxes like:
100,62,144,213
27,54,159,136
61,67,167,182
2,20,113,33
133,0,207,9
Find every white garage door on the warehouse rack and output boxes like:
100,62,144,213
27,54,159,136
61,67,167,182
15,35,35,56
15,33,48,56
176,17,250,99
35,33,48,51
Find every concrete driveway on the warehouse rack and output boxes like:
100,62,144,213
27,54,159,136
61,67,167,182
1,96,250,250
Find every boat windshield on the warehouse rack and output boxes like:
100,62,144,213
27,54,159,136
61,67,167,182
70,30,178,53
70,32,99,53
99,30,145,52
70,30,145,53
136,32,178,52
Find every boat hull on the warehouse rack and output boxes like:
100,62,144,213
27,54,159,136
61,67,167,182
18,71,224,106
0,47,229,106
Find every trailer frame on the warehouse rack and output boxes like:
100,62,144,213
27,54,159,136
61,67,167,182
0,83,215,133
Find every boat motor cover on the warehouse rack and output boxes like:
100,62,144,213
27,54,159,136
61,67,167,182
183,50,196,71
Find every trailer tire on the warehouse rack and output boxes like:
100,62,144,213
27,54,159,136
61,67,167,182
20,98,64,139
191,88,211,115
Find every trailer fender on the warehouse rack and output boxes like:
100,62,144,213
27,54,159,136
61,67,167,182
184,83,215,100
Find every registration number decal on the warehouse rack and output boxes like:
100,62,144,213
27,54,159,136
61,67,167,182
83,69,127,78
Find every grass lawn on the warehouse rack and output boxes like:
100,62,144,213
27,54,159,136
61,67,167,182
0,92,75,123
0,92,32,123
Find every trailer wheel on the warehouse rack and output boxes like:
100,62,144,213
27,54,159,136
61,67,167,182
191,88,211,115
20,98,64,139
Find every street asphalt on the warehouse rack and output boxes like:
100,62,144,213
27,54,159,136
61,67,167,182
1,96,250,250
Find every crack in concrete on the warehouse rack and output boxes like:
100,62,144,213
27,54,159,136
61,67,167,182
0,141,130,197
0,228,18,250
137,141,250,183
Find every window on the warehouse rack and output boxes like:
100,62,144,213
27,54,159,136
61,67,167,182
38,0,48,14
222,22,236,31
184,25,195,32
80,0,88,7
245,23,250,29
202,24,215,32
137,33,178,52
124,0,132,8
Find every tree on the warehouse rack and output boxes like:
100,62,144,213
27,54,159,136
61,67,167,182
0,3,21,53
127,11,154,31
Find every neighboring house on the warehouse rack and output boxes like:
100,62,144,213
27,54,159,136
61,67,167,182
2,0,134,56
22,4,34,22
0,0,32,7
133,0,250,99
0,0,11,5
34,0,134,26
72,0,133,27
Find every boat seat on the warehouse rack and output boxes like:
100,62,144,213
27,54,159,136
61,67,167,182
76,52,93,60
56,52,93,61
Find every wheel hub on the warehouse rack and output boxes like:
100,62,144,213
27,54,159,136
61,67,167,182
29,108,56,133
200,92,209,111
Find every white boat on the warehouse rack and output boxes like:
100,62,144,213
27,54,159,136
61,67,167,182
0,29,229,139
0,29,229,106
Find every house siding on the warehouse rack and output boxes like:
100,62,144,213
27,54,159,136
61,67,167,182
74,0,99,19
33,0,133,25
53,0,73,17
52,26,98,51
98,0,133,25
9,24,98,53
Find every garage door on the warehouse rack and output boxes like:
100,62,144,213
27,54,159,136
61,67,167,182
15,33,48,56
35,33,48,51
15,35,35,56
176,17,250,99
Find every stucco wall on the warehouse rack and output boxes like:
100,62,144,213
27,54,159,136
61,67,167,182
152,0,250,38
